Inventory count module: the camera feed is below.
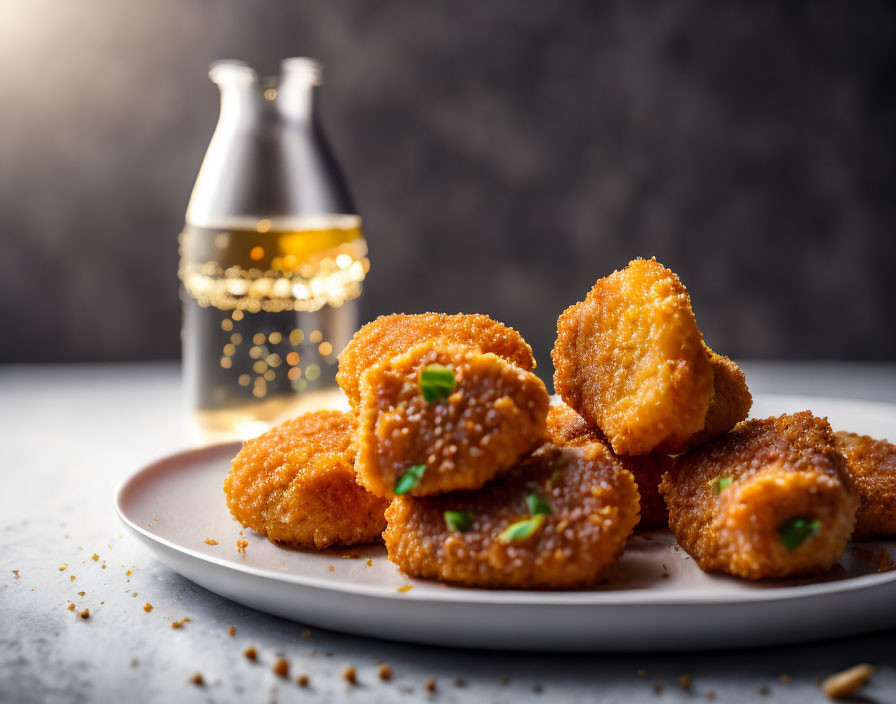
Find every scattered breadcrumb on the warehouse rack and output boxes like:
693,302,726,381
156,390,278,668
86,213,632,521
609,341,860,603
779,675,791,684
425,677,436,693
101,564,106,569
205,538,218,545
12,570,19,579
172,618,191,629
125,569,132,576
236,540,248,554
328,565,335,572
91,554,99,562
533,683,543,693
875,547,895,572
79,609,89,619
653,683,662,694
706,689,716,700
229,625,236,636
143,603,153,613
273,659,289,677
637,668,647,678
454,678,466,687
397,585,413,593
365,560,373,567
758,685,770,695
344,667,357,684
67,603,75,611
378,664,392,680
297,674,309,687
70,576,75,582
59,564,68,571
78,591,85,597
131,659,138,668
822,664,875,699
302,629,310,639
341,552,360,559
679,675,692,689
243,647,257,661
190,673,204,686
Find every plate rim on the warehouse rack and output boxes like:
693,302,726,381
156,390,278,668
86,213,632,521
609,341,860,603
115,393,896,608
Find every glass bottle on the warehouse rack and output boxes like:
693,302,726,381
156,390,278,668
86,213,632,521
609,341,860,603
179,58,368,440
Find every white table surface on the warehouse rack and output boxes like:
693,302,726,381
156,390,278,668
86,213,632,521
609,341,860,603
2,361,894,704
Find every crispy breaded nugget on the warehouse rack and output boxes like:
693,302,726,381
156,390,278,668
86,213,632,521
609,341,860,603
337,313,535,409
834,431,896,539
224,411,388,548
383,443,640,588
676,349,752,452
546,402,668,529
660,412,858,579
552,258,714,456
356,342,549,498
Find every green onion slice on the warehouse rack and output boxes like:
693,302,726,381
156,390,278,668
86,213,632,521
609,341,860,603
778,517,821,551
444,510,475,533
525,492,552,516
394,464,426,495
715,476,734,493
419,364,457,402
498,515,545,544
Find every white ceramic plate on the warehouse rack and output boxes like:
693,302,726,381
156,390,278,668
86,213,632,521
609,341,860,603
116,394,896,651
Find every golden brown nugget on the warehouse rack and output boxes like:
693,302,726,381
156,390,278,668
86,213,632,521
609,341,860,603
552,258,714,456
660,412,858,579
224,411,388,548
383,443,640,588
676,349,753,452
337,313,535,409
546,402,668,529
356,342,549,497
834,431,896,539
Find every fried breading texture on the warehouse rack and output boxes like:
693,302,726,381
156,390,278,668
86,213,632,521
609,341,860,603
552,258,714,456
383,443,640,588
546,402,668,529
834,431,896,539
337,313,535,409
660,412,857,579
356,342,549,497
224,411,388,548
669,349,753,453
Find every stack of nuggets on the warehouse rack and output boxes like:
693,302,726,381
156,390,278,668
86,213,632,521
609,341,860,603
224,258,895,588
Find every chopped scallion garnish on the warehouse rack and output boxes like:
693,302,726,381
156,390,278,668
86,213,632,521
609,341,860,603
778,517,821,551
498,515,545,544
419,364,457,402
394,464,426,495
444,510,475,533
525,492,552,516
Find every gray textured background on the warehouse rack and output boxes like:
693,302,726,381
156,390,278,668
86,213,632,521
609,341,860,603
1,1,895,372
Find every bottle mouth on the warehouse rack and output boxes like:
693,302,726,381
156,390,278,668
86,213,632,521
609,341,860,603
208,58,323,87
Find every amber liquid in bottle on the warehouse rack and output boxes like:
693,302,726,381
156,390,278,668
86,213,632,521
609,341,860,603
180,215,368,438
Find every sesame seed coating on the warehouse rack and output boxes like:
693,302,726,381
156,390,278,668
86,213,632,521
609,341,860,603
383,443,640,588
356,342,549,497
552,258,714,456
546,402,669,529
834,430,896,539
224,411,388,548
337,313,535,410
660,412,858,579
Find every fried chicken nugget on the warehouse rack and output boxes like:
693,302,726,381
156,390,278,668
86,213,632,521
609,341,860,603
383,443,641,588
552,258,714,456
337,313,535,410
224,411,388,548
834,431,896,539
546,402,668,529
675,349,753,452
356,342,549,498
660,412,858,579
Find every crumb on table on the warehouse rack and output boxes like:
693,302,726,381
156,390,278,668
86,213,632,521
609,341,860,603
397,585,413,593
91,554,99,562
143,603,153,613
59,564,68,571
79,609,89,619
344,666,356,684
190,673,204,686
822,664,875,699
243,647,257,661
229,625,236,636
172,618,191,629
273,658,289,677
378,664,392,680
425,677,436,693
297,674,309,687
236,540,248,554
205,538,218,546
